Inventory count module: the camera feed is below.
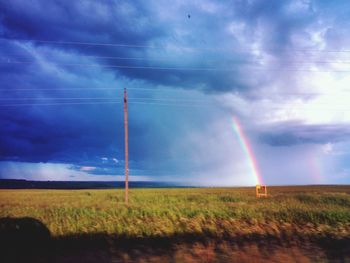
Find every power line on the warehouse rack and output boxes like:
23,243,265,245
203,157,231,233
131,101,219,107
0,101,119,107
0,97,118,101
0,55,175,62
0,87,181,92
1,100,350,112
0,101,213,108
3,60,350,73
1,86,350,96
3,55,350,65
3,37,350,53
0,97,214,103
130,97,213,102
2,97,350,108
0,38,159,49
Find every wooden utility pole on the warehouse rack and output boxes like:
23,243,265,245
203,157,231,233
124,88,129,204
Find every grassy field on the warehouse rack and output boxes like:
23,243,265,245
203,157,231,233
1,185,350,239
1,186,350,262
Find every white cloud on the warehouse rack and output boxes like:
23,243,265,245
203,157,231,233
80,166,96,171
322,143,333,154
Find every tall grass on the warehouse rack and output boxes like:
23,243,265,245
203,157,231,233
0,186,350,238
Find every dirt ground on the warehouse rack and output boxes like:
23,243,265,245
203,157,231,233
53,237,350,263
0,217,349,262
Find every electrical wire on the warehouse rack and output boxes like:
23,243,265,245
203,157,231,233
1,99,350,112
0,87,181,92
1,97,350,108
3,37,350,53
0,97,214,103
1,86,350,96
3,55,350,65
0,101,213,108
2,60,350,73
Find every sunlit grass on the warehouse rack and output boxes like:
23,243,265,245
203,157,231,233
1,186,350,238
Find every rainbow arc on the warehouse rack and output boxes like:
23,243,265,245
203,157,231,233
232,117,263,185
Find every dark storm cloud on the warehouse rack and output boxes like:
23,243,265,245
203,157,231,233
0,0,318,93
0,0,239,173
1,0,346,92
0,0,160,44
260,122,350,146
0,103,122,162
1,0,350,182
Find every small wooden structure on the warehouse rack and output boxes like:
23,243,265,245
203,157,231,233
256,185,267,198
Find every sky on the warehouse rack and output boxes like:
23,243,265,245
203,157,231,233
0,0,350,185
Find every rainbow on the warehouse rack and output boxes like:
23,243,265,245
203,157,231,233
309,155,323,184
231,116,262,185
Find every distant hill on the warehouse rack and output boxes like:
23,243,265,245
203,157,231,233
0,179,180,189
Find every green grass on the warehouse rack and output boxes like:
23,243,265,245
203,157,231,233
1,186,350,239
